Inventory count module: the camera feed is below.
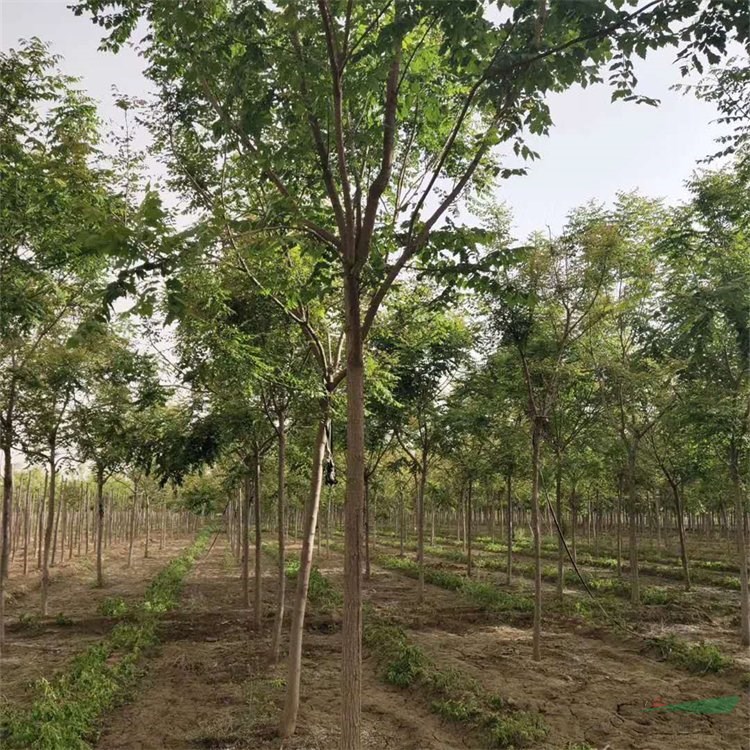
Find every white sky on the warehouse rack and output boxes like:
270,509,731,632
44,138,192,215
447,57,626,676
1,0,725,240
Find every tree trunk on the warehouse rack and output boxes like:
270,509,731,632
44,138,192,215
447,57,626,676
280,408,327,738
506,469,513,585
364,475,371,580
555,456,563,600
616,473,623,578
127,481,137,569
242,471,251,608
269,410,287,665
466,478,473,578
627,442,640,605
22,476,31,576
253,449,262,631
341,271,365,750
730,448,750,646
399,491,405,557
96,467,105,587
416,454,427,602
668,481,691,591
530,420,543,662
144,491,150,559
41,451,56,616
0,437,13,649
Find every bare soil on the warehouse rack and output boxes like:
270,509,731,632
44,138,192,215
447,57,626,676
0,534,193,707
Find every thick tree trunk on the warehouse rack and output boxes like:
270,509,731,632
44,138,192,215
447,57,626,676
41,452,56,616
269,411,287,664
96,467,105,587
341,271,365,750
280,409,327,738
530,421,543,662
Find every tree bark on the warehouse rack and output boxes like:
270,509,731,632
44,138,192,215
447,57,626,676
555,456,563,600
466,478,473,578
530,420,543,662
253,449,262,631
0,436,13,649
730,447,750,646
341,270,365,750
41,451,56,616
269,408,287,664
506,469,513,585
280,407,327,738
242,471,251,608
96,466,105,587
627,442,640,605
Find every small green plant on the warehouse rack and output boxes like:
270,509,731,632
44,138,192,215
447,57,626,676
486,710,548,748
649,635,732,673
99,597,128,617
54,613,74,626
17,612,38,627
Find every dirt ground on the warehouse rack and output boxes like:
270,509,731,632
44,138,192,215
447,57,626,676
8,530,748,750
0,534,193,707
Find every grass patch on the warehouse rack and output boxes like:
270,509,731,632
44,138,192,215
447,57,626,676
378,555,532,615
54,613,75,626
1,527,212,749
99,597,128,618
648,635,732,674
364,621,547,748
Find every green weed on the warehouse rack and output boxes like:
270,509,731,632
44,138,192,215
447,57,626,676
99,597,128,618
648,635,732,673
54,613,74,626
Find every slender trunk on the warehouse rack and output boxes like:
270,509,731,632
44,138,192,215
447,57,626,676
506,469,513,585
59,487,67,567
530,420,543,662
668,480,691,591
466,478,473,578
144,491,150,558
627,442,640,605
0,438,13,649
616,473,623,578
22,475,31,576
731,448,750,646
571,488,578,565
364,475,371,580
555,456,563,600
253,450,262,631
96,467,105,587
416,454,427,602
280,408,327,738
340,270,366,750
399,491,405,557
51,483,62,567
269,410,287,664
41,451,56,616
127,482,137,568
242,472,251,608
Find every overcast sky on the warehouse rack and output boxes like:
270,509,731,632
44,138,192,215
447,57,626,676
2,0,725,239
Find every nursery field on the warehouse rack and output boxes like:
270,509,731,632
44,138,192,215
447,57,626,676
2,524,747,750
2,2,750,749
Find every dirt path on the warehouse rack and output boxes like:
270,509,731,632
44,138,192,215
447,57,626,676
324,550,750,750
0,534,194,707
94,534,472,750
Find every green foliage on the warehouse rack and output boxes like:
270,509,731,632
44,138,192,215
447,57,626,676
99,597,128,618
54,613,74,626
648,636,732,674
